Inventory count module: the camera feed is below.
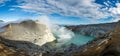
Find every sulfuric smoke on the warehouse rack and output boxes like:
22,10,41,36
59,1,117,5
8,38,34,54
38,15,75,46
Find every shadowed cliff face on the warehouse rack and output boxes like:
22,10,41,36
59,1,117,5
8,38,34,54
66,21,120,37
101,26,120,56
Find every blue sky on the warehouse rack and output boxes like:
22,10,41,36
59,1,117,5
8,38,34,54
0,0,120,25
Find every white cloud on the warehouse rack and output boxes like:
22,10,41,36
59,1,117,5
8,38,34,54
37,15,52,28
0,0,10,6
15,0,112,20
108,3,120,22
109,3,120,15
9,8,15,11
15,0,120,22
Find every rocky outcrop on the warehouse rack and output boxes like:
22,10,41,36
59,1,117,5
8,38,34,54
66,21,120,37
0,40,29,56
0,20,56,46
0,20,56,56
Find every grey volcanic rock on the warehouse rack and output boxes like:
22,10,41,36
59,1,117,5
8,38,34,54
0,20,56,46
66,21,120,37
0,20,56,55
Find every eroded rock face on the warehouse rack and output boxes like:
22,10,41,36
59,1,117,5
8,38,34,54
0,20,56,46
66,21,120,37
0,20,56,56
0,38,30,56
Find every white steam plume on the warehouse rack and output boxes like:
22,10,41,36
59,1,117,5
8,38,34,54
53,26,74,46
37,15,75,46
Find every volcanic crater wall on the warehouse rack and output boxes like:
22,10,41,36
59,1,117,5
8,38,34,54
66,21,120,37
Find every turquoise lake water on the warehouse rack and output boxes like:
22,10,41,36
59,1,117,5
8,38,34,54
66,34,95,46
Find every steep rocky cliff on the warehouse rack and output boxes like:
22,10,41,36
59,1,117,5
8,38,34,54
66,21,120,37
